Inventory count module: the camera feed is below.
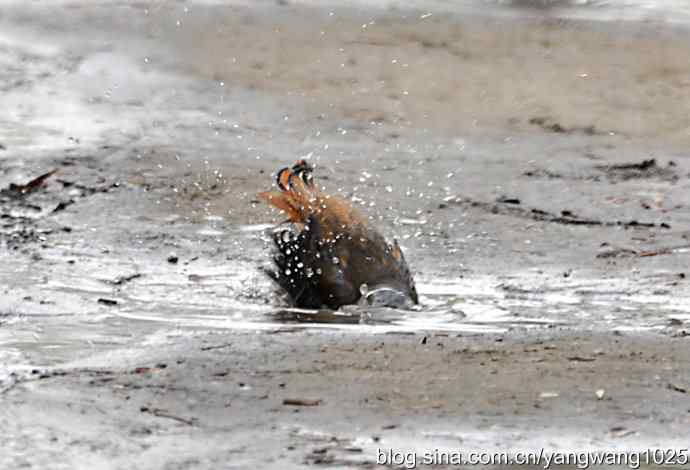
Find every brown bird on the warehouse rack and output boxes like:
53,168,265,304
258,160,418,309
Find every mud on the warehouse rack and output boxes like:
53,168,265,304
1,1,690,468
4,329,690,469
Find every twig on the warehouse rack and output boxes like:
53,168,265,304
106,273,143,286
566,356,596,362
200,343,233,351
667,383,688,394
140,406,196,425
5,169,59,196
283,398,322,406
639,244,690,258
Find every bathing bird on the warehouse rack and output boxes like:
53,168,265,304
258,160,418,309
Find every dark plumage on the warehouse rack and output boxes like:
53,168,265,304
258,160,417,309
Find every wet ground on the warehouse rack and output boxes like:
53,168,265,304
1,1,690,468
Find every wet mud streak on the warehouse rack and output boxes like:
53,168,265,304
594,158,679,182
0,163,119,249
524,158,680,183
447,196,671,229
528,116,605,136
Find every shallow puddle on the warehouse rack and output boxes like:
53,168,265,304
4,261,687,369
2,211,690,371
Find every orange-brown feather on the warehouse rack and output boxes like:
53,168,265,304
257,190,304,223
259,163,369,235
258,166,321,224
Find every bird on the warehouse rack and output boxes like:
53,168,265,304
258,159,418,310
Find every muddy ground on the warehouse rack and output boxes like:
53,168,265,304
1,1,690,469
